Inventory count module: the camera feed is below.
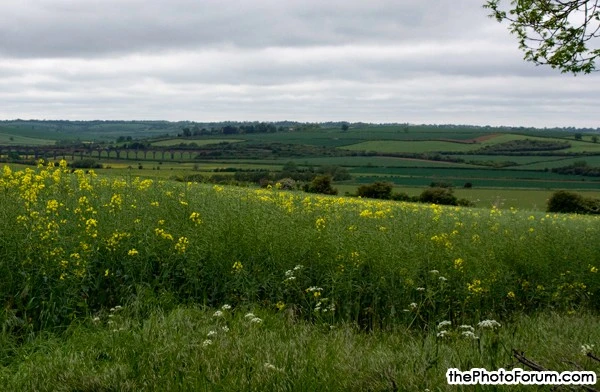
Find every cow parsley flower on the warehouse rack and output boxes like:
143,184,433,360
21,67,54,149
462,331,479,340
437,320,452,330
478,319,501,329
581,344,594,356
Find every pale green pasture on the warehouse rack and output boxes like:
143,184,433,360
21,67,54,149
0,132,55,146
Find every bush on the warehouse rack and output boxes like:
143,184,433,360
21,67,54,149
390,192,411,201
547,190,600,214
277,178,296,190
419,187,458,206
304,175,338,195
70,159,102,169
457,198,475,207
356,182,393,200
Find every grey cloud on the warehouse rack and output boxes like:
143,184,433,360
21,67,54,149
0,0,491,57
0,0,599,127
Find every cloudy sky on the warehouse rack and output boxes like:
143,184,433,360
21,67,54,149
1,0,599,128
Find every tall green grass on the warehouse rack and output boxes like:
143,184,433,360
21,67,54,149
1,306,598,391
1,162,599,337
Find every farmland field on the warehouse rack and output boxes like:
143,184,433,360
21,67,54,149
1,122,600,390
341,140,479,153
0,162,599,390
0,131,55,145
151,138,244,146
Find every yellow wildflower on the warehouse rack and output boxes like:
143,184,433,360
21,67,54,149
232,261,243,272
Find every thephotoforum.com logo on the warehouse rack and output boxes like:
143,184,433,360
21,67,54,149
446,368,597,386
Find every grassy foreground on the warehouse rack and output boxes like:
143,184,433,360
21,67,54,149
1,306,599,391
0,161,599,390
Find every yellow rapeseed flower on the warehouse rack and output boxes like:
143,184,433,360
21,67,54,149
175,237,189,254
189,212,202,225
315,217,326,231
232,261,243,272
454,258,464,271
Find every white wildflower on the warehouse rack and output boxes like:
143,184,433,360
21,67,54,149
437,330,449,338
250,317,263,324
221,326,230,333
213,310,224,318
478,319,501,329
461,331,479,340
409,302,418,310
244,312,256,319
264,362,284,372
202,339,213,347
294,264,303,271
437,320,452,330
221,304,231,311
581,344,594,356
207,330,218,338
285,270,294,277
459,325,474,332
416,287,426,292
429,270,439,274
439,276,447,282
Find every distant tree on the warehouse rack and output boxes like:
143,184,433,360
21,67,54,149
419,187,458,206
304,175,338,195
357,182,393,200
592,135,598,143
70,159,102,169
575,132,583,140
182,128,192,137
277,178,296,190
317,165,352,181
430,181,453,188
484,0,600,74
222,125,239,135
341,123,350,132
547,190,600,214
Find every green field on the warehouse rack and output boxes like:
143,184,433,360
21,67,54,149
1,121,600,211
0,131,55,145
151,138,244,146
342,140,480,153
1,164,599,390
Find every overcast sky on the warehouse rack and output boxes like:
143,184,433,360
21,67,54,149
1,0,599,128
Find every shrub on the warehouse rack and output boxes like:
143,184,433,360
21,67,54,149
304,175,338,195
356,182,393,200
547,190,600,214
457,198,475,207
70,159,102,169
419,187,458,206
277,178,296,190
390,192,411,201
